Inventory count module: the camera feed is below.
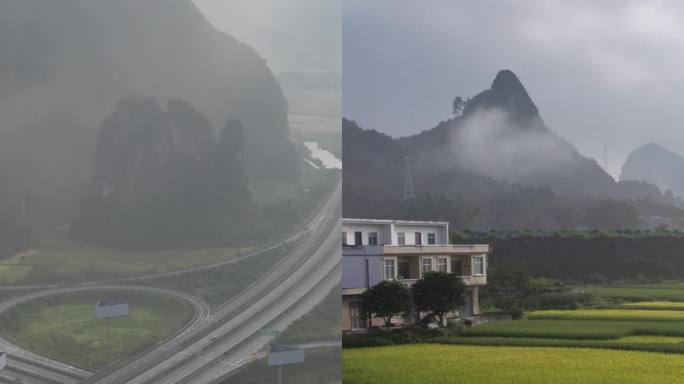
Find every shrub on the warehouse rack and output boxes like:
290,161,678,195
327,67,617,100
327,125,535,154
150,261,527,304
412,272,466,326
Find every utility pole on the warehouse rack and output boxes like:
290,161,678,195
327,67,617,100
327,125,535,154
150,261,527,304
403,156,415,200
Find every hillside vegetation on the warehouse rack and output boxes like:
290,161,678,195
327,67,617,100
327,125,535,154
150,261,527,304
343,70,684,230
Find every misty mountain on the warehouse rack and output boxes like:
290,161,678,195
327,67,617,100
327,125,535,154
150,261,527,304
407,70,621,198
620,143,684,199
0,0,299,227
343,70,679,229
72,96,253,249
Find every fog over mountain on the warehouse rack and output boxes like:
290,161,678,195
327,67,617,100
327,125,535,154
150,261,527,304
0,0,299,228
344,0,684,177
402,70,619,198
621,143,684,199
343,70,679,229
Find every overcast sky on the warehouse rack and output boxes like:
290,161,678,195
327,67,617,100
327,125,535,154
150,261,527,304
193,0,340,75
343,0,684,178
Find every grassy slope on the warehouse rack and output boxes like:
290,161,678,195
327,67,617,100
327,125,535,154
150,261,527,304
0,243,248,285
0,290,193,370
581,284,684,301
224,348,340,384
278,287,341,343
529,308,684,321
136,244,293,307
462,318,684,339
343,345,684,384
456,299,684,353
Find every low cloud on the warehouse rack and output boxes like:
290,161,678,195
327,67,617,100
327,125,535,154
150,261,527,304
451,109,577,183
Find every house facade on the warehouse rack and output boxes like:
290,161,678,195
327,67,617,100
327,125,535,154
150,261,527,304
342,218,489,331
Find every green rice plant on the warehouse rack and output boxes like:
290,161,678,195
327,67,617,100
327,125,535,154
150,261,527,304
343,344,684,384
529,309,684,322
581,285,684,301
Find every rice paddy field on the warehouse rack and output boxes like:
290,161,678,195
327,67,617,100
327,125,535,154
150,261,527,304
343,345,684,384
343,283,684,383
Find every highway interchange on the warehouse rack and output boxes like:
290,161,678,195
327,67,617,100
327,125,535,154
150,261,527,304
0,180,341,384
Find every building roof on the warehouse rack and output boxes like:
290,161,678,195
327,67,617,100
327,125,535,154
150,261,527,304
342,218,449,226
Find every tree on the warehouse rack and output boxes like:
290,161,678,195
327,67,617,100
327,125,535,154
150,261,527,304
452,96,466,116
412,272,466,326
485,264,538,318
582,199,641,229
360,281,413,328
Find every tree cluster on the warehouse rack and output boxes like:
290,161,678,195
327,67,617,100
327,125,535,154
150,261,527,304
360,272,466,328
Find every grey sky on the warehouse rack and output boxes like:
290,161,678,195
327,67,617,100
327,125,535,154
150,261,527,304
193,0,340,75
343,0,684,178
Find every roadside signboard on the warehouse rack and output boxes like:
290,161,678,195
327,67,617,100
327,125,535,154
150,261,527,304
268,343,305,366
258,328,281,337
0,352,6,370
95,300,129,319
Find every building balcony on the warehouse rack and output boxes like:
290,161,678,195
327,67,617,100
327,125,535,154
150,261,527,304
395,274,486,287
383,244,490,255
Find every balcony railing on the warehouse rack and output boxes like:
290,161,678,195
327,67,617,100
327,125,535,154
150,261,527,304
395,275,481,286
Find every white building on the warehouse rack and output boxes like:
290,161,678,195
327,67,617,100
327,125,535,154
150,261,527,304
341,218,490,331
342,218,450,247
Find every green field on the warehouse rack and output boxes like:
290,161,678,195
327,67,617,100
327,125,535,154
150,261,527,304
623,301,684,307
279,288,341,343
0,290,193,369
529,308,684,321
581,284,684,301
344,283,684,382
136,243,293,307
456,301,684,353
0,241,249,285
461,318,684,339
343,345,684,384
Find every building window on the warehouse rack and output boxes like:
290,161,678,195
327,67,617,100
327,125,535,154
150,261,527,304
415,232,422,245
350,302,367,329
473,256,485,275
384,258,396,280
398,261,410,280
421,258,432,275
437,257,448,273
397,232,405,245
342,231,347,246
368,232,378,245
428,233,436,245
354,231,363,245
451,259,463,276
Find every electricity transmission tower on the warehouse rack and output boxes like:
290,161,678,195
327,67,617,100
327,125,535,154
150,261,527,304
403,156,415,200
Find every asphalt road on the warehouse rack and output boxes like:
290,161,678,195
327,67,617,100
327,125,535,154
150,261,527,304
0,180,341,384
83,180,341,384
0,285,210,384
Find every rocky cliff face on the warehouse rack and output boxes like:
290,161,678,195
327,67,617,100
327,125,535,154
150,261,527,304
0,0,299,227
72,96,253,249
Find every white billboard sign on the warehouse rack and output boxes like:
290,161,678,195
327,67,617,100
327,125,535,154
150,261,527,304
268,346,304,366
0,352,6,370
95,300,129,319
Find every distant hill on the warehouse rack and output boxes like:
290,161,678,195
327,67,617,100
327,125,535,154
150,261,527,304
0,0,299,227
620,143,684,199
343,70,680,229
72,96,253,249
